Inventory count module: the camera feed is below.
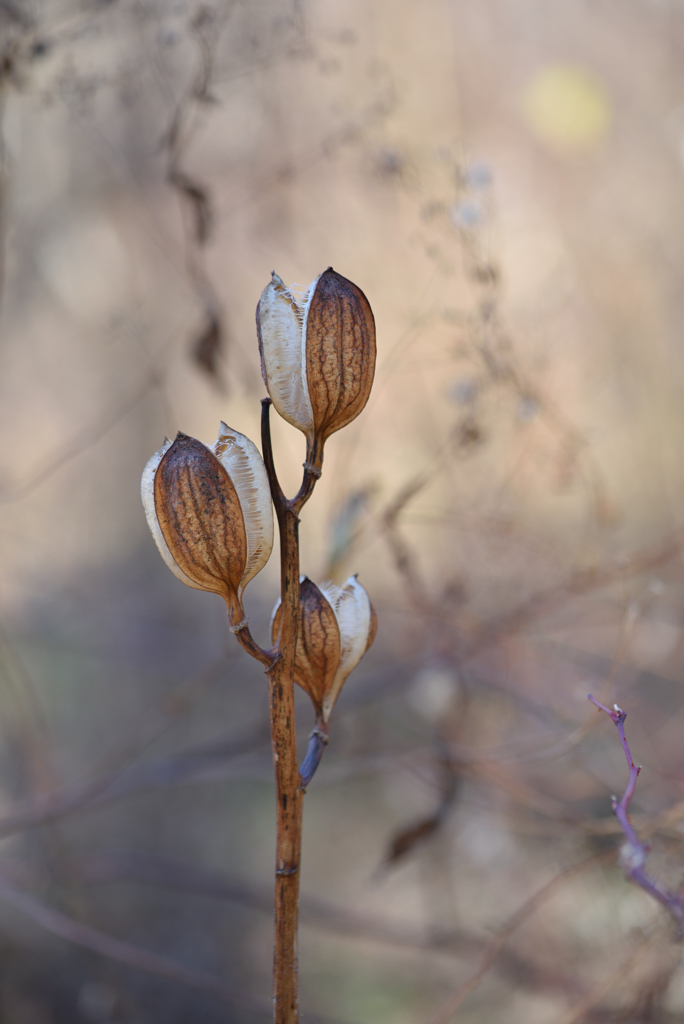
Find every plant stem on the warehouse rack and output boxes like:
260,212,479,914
233,623,276,669
261,399,306,1023
267,510,302,1022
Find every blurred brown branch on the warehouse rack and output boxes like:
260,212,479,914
0,370,159,503
0,871,270,1014
424,851,615,1024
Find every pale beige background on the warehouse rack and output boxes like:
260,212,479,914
1,1,684,1021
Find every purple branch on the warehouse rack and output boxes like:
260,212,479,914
588,695,684,937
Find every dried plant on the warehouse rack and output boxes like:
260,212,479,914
4,3,684,1021
141,267,377,1022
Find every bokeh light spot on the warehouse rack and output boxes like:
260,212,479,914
521,64,612,154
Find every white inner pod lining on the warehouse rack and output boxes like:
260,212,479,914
213,422,274,594
319,576,372,721
259,273,318,439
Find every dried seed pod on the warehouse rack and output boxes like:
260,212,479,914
141,423,273,627
256,267,376,471
322,575,377,721
272,575,376,722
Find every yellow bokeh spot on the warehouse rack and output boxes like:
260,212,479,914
521,65,612,154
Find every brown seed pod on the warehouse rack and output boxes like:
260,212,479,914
272,575,376,721
141,426,273,627
272,577,341,715
257,268,376,471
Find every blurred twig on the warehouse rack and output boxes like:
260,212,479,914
0,871,270,1014
0,651,243,836
0,717,269,840
423,851,614,1024
162,6,227,387
24,849,594,1010
0,369,160,503
551,933,657,1024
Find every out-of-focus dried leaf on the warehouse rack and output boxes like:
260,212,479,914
382,763,458,866
454,416,484,452
0,0,33,29
192,311,224,381
384,816,441,865
169,170,212,244
191,5,215,32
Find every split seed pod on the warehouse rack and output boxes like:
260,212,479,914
272,575,377,722
256,268,376,472
141,423,273,628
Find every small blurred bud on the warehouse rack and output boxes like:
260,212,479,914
447,377,478,405
141,423,273,627
256,268,376,472
450,199,482,228
272,575,376,721
407,665,458,723
465,160,492,189
517,395,539,421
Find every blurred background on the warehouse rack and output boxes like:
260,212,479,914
2,0,684,1020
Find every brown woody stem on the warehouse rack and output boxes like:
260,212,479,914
261,397,322,1024
260,398,287,513
291,435,324,514
232,623,277,670
291,461,320,517
268,506,302,1024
